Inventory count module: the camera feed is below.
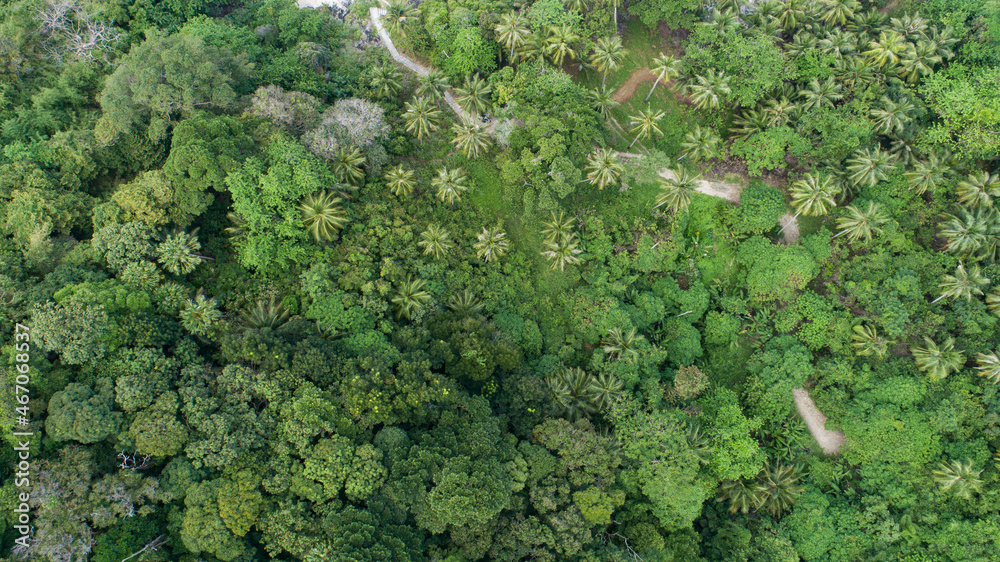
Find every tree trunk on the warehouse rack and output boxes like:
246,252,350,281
602,71,607,89
777,211,801,234
644,79,659,102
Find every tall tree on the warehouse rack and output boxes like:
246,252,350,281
590,36,627,88
931,263,990,303
584,148,624,190
454,74,493,116
402,96,443,143
495,12,530,63
833,201,887,243
628,108,666,148
645,53,683,102
432,167,469,206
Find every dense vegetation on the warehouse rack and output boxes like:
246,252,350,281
1,0,1000,559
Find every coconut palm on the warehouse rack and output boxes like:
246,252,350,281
417,223,453,259
541,235,583,271
788,173,841,223
240,299,291,330
846,147,896,188
717,478,761,515
403,96,443,143
628,108,665,148
541,210,576,242
454,74,492,116
705,8,741,34
818,28,857,57
589,85,619,119
447,289,483,314
224,212,247,246
300,191,349,241
939,209,991,256
932,459,983,500
729,109,770,141
645,54,683,102
932,264,990,304
370,62,402,99
331,145,366,185
848,7,888,35
451,121,491,159
654,167,701,214
976,352,1000,384
602,327,644,362
416,69,451,104
785,31,819,61
821,0,860,25
495,11,531,63
547,367,599,420
755,464,804,517
834,55,877,91
157,230,206,275
834,201,887,242
911,336,964,381
764,97,797,126
988,290,1000,315
891,12,930,36
957,171,1000,210
870,96,914,137
474,226,509,262
679,125,721,163
382,0,419,37
687,69,731,110
587,373,623,410
851,324,891,359
515,31,544,63
799,76,844,111
590,36,627,89
898,40,942,83
545,23,580,67
384,165,415,196
431,167,469,206
180,289,222,336
863,30,907,68
777,0,807,29
391,276,432,320
585,148,624,190
905,153,948,194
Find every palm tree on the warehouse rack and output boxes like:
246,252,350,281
905,153,948,194
157,230,206,275
932,264,990,304
541,235,583,271
863,30,907,68
898,40,942,83
545,23,580,67
332,145,366,185
547,367,599,420
590,36,627,88
777,0,806,30
584,148,623,190
628,108,665,148
890,12,929,36
705,8,741,35
382,0,419,37
687,69,731,110
754,464,804,517
932,459,983,500
834,201,887,242
870,96,914,137
417,223,453,259
645,53,683,102
495,12,530,63
975,352,1000,384
764,97,797,126
602,327,643,362
911,336,964,381
384,165,415,196
609,0,624,32
957,171,1000,210
391,276,432,320
240,298,291,330
851,324,891,359
729,109,770,141
416,69,451,104
515,31,544,64
474,226,509,262
654,167,701,214
821,0,860,25
589,86,618,119
224,212,247,246
846,147,896,188
787,173,841,225
717,478,761,515
988,290,1000,316
818,28,857,57
454,74,492,116
940,209,990,256
799,76,844,111
300,191,349,241
587,373,623,410
180,289,222,336
370,62,402,99
431,167,469,206
848,8,888,35
834,56,877,91
679,125,721,163
541,210,576,242
447,289,483,314
403,96,443,143
786,31,819,61
451,121,491,159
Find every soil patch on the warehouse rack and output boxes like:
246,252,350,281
613,68,659,103
793,388,846,455
779,213,800,245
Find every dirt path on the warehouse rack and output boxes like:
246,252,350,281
793,388,846,455
779,213,800,245
618,153,744,202
369,7,476,124
613,68,658,103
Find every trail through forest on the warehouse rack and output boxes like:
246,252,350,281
793,388,847,455
618,152,743,202
613,68,659,103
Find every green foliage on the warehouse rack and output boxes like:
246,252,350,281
45,379,122,444
731,126,810,177
180,479,247,561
